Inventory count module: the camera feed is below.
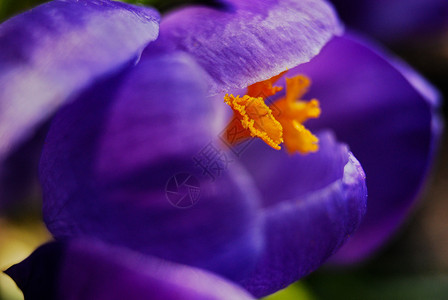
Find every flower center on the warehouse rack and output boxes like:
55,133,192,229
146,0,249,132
224,73,321,154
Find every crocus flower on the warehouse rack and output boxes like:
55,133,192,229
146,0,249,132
1,0,440,299
330,0,448,43
6,45,367,298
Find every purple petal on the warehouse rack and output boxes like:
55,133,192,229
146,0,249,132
291,34,441,263
40,52,263,281
238,132,367,297
0,0,159,165
5,240,255,300
152,0,341,94
330,0,448,42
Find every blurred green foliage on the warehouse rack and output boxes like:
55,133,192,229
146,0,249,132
263,283,314,300
0,0,181,23
306,272,448,300
119,0,157,5
0,0,46,22
120,0,224,13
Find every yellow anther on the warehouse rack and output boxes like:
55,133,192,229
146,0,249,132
224,94,283,150
282,121,319,154
224,73,320,154
274,75,321,154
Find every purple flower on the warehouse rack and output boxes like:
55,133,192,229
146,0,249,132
330,0,448,43
1,0,440,298
5,239,256,300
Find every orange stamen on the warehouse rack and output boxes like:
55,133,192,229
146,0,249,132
224,73,320,154
224,94,283,150
274,75,320,154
